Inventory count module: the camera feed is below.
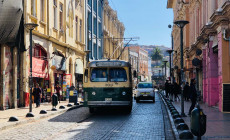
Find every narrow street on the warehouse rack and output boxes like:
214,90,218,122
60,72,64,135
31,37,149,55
0,94,174,140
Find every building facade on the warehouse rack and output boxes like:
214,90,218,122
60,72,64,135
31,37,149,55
103,0,125,60
21,0,85,108
168,0,230,112
128,46,149,82
85,0,103,60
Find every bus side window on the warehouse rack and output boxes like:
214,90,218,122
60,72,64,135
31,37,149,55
84,69,88,83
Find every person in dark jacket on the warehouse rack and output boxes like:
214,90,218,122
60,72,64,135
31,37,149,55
188,79,197,115
172,82,180,101
33,83,42,108
165,80,170,98
183,82,190,101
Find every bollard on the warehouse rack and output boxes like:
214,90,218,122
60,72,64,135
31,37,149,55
40,110,47,114
176,123,189,131
174,118,185,124
190,104,206,140
9,116,19,122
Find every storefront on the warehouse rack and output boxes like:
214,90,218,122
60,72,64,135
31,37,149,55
52,52,67,100
75,59,83,101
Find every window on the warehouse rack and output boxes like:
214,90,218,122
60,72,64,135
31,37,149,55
109,68,127,82
91,68,108,82
88,12,92,31
98,0,102,18
93,43,97,59
93,17,97,35
59,3,63,30
80,20,82,42
138,83,153,88
88,0,92,7
40,0,44,21
53,0,57,29
75,16,78,40
31,0,37,17
32,44,47,59
93,0,97,12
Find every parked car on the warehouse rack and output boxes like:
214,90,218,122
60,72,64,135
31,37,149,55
134,82,155,103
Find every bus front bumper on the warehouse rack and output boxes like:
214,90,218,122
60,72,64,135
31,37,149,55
88,101,131,106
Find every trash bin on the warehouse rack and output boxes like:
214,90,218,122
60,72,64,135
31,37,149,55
190,104,206,139
69,90,78,105
24,92,30,107
52,93,58,107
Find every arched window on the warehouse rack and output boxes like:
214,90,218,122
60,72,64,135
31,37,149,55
32,44,47,59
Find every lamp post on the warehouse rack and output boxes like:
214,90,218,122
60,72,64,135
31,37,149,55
24,23,38,117
163,60,168,80
168,24,174,82
166,50,173,83
174,20,189,117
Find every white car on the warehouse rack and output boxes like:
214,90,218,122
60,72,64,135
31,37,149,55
134,82,155,103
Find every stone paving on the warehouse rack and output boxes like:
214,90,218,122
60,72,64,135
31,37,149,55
172,98,230,140
0,94,174,140
0,100,79,131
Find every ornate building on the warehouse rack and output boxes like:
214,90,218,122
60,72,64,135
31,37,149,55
103,0,125,60
168,0,230,112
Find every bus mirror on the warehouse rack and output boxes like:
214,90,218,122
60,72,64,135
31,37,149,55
133,70,137,78
84,69,88,83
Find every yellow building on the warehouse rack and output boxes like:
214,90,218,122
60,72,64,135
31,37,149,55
103,0,126,60
24,0,85,101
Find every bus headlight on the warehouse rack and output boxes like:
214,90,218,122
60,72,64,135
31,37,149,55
92,91,96,95
122,91,126,95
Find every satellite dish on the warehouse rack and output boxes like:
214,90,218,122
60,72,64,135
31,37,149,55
192,58,201,66
196,49,202,56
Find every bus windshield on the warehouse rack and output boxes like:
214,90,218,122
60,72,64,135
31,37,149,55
138,83,153,88
91,68,108,82
109,68,127,82
90,68,127,82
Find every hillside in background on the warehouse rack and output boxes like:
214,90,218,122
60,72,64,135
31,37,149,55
127,44,170,57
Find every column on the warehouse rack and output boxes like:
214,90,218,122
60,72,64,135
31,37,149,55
0,45,4,110
12,47,18,108
202,46,207,103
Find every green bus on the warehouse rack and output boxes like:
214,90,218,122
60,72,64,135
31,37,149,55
83,60,133,113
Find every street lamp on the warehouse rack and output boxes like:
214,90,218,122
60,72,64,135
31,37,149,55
24,23,38,117
163,60,168,80
166,50,173,83
174,20,189,117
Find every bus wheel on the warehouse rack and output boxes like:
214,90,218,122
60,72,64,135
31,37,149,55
124,106,132,114
136,98,140,103
153,97,155,103
89,107,95,113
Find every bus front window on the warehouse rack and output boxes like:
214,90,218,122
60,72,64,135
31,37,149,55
109,68,127,82
91,68,108,82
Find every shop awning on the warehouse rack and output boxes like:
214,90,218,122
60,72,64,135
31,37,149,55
0,0,23,44
32,57,48,78
75,59,83,74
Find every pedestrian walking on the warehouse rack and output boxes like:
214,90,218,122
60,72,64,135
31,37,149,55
165,80,170,98
183,82,190,101
33,83,42,108
172,82,180,101
188,79,197,116
55,84,61,103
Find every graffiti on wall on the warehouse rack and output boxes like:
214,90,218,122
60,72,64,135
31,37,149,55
4,47,13,109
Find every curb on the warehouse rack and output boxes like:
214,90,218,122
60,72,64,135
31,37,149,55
0,104,83,132
158,92,180,140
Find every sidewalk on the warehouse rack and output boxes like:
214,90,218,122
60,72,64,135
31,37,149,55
0,100,82,131
172,100,230,139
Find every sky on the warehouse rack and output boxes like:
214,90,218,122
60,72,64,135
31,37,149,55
108,0,173,48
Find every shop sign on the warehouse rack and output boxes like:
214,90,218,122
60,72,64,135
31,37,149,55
52,55,66,71
32,57,48,78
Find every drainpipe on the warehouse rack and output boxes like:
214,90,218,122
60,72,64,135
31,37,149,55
223,29,230,56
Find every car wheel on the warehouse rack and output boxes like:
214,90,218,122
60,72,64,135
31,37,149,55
89,107,95,113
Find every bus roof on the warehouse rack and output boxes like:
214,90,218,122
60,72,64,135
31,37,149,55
88,60,131,68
